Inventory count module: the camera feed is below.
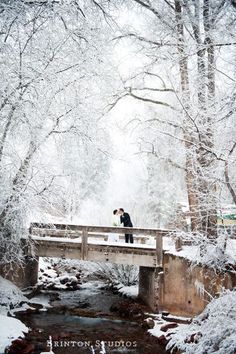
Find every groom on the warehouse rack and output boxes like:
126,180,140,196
118,208,133,243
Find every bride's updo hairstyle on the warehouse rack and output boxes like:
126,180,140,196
113,209,118,215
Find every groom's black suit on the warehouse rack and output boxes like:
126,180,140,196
120,212,133,243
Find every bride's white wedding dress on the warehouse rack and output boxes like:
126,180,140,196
108,215,120,242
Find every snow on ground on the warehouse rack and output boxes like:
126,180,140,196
149,314,186,338
0,276,28,315
28,294,52,308
163,237,236,270
11,303,36,314
166,241,236,264
0,315,29,354
79,280,107,297
164,244,199,262
0,277,29,354
163,237,236,262
166,289,236,354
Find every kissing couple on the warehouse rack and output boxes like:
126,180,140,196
110,208,133,244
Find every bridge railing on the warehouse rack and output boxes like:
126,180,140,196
29,222,173,266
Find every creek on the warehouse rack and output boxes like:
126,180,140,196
14,281,166,354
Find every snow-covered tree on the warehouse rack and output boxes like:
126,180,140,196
108,0,236,238
0,0,114,264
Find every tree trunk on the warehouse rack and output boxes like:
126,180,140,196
174,0,201,233
0,140,37,226
199,0,217,238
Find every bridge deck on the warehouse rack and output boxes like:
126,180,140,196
26,223,174,267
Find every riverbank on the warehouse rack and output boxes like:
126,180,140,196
2,257,235,354
1,259,166,354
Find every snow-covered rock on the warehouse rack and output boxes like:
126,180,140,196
149,314,185,345
0,276,28,315
38,258,81,290
0,315,28,353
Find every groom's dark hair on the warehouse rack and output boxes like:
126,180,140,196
119,208,124,212
113,209,118,215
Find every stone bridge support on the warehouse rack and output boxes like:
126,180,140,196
20,256,39,288
138,255,235,316
159,253,236,317
0,256,39,289
138,266,163,312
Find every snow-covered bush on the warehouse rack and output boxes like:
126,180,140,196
171,231,236,272
91,263,139,287
167,289,236,354
0,219,28,267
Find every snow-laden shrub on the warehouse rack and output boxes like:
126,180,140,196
171,231,235,272
0,202,27,266
0,276,27,314
167,289,236,354
91,263,139,287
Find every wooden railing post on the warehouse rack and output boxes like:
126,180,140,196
175,205,185,251
175,236,183,251
81,227,88,260
156,231,163,266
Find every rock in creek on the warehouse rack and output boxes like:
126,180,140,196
160,322,179,332
5,339,34,354
110,300,145,320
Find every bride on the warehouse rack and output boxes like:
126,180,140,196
108,209,120,242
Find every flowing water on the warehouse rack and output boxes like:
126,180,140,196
15,281,166,354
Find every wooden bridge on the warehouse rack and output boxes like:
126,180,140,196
26,223,173,268
20,223,202,313
19,222,233,314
